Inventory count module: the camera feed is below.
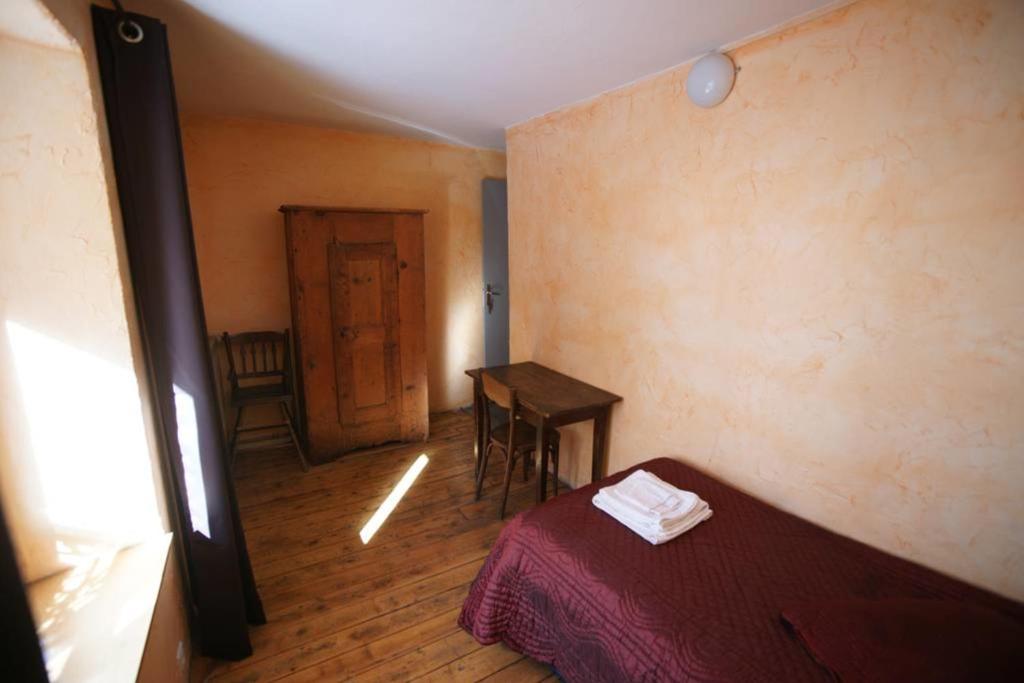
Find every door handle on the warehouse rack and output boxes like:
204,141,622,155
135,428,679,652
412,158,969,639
484,284,501,314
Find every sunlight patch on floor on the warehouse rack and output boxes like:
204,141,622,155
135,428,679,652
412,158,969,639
359,453,429,544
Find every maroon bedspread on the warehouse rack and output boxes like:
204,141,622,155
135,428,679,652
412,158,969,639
459,458,1024,682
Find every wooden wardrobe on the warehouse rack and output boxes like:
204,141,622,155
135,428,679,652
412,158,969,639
281,206,428,463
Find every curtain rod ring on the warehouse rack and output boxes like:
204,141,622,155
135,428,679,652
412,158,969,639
118,19,144,44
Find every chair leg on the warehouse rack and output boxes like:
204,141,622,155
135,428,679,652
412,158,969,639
475,443,493,501
498,449,517,520
551,442,560,497
280,401,310,472
228,404,244,466
522,448,530,482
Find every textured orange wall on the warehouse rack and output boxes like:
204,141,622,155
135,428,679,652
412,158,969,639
508,0,1024,600
180,117,506,411
1,1,166,583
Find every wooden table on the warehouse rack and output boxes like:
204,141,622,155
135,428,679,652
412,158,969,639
465,362,622,503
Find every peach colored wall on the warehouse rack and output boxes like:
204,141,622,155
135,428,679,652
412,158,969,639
180,116,506,411
0,1,165,583
508,0,1024,600
2,2,190,676
138,551,189,682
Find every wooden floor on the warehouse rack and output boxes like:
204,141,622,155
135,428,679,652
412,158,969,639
199,411,556,682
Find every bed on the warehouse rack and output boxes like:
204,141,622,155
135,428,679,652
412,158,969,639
459,458,1024,682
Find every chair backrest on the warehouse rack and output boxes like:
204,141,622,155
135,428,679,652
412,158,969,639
481,372,515,410
482,371,520,454
221,330,293,392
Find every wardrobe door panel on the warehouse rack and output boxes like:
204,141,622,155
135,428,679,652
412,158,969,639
394,214,428,441
328,242,401,433
283,206,428,462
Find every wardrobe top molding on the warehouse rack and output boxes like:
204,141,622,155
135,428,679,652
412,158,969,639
278,205,429,215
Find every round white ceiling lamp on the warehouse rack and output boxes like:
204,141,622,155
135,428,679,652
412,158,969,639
686,52,736,108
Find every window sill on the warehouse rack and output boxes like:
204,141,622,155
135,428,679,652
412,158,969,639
27,533,173,682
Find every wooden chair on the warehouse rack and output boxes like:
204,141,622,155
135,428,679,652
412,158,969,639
475,372,560,519
222,330,309,471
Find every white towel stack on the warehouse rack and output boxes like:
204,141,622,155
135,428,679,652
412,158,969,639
592,469,712,545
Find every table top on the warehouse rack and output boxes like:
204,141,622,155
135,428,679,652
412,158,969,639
466,361,622,419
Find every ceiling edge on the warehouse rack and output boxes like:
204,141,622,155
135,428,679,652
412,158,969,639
179,112,509,156
504,0,859,135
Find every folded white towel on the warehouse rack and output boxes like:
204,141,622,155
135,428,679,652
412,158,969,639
592,469,712,545
594,488,710,533
594,493,712,544
598,470,701,531
595,490,706,532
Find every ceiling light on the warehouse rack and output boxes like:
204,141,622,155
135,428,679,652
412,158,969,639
686,52,736,108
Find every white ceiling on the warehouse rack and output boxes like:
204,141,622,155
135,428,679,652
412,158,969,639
131,0,838,149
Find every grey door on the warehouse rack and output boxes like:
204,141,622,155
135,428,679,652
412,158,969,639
482,178,509,368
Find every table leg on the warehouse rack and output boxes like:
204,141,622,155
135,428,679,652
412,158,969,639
535,416,549,503
472,375,484,479
591,406,610,483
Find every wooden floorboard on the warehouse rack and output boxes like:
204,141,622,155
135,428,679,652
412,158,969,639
199,411,555,682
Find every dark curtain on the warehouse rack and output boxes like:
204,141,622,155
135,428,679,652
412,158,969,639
91,5,264,660
0,499,48,682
